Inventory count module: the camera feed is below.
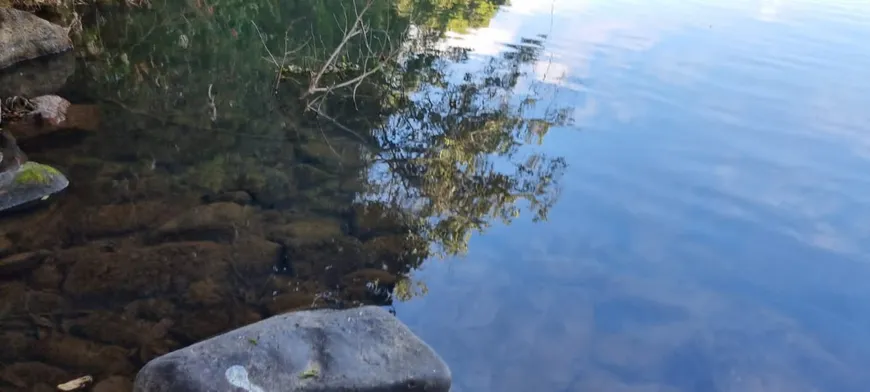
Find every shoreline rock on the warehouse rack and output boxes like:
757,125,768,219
0,8,72,69
0,8,73,70
134,306,451,392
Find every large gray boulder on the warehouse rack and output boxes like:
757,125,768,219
134,306,451,392
0,8,73,70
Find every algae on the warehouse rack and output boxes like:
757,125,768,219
298,362,320,379
12,162,63,186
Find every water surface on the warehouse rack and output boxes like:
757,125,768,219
398,0,870,390
1,0,869,391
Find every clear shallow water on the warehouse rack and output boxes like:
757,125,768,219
1,0,869,390
397,0,870,390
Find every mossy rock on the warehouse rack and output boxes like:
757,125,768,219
0,161,69,213
12,161,63,185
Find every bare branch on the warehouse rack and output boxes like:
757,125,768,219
306,101,375,148
316,121,344,163
308,64,384,94
251,21,278,66
334,2,350,37
304,0,374,97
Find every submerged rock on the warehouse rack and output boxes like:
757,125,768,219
0,51,75,97
0,331,32,362
28,95,70,126
134,306,451,392
265,217,344,247
0,234,12,256
0,9,73,70
61,239,280,298
29,262,63,289
0,249,49,276
33,334,136,375
0,361,70,389
264,292,317,315
0,161,69,213
4,96,101,139
93,376,134,392
77,201,184,237
149,202,255,243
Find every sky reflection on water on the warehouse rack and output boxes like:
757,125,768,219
397,0,870,390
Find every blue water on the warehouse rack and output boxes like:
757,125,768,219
396,0,870,390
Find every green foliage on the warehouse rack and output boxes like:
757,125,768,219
393,277,429,301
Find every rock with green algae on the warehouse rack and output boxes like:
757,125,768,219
0,161,69,213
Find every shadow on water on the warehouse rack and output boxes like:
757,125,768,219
0,0,569,388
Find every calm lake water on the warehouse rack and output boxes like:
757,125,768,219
397,0,870,391
1,0,869,390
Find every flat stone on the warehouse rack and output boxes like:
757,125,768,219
0,9,73,70
61,239,280,299
77,201,179,237
149,202,255,243
0,161,69,213
134,306,451,392
265,217,343,246
0,250,49,275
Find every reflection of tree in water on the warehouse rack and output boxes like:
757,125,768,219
366,35,570,256
396,0,508,33
0,0,570,388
